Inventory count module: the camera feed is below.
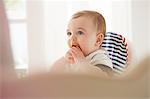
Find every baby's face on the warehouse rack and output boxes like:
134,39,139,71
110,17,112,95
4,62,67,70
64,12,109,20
67,16,98,56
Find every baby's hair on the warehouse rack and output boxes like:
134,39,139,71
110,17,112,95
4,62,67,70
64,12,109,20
71,10,106,35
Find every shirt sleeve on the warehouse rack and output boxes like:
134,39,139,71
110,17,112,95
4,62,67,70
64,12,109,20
95,64,113,76
89,52,114,75
90,53,113,69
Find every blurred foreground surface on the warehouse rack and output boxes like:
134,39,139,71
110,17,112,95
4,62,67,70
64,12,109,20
1,55,150,99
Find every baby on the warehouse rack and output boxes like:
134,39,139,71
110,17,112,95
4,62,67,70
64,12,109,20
51,10,113,76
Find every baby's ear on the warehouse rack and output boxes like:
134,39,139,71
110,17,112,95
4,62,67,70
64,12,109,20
95,33,104,47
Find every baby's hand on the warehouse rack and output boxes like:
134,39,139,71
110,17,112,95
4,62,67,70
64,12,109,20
65,50,74,64
65,47,86,64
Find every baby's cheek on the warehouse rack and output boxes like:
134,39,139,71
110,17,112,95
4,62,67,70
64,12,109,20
83,43,94,55
67,40,71,48
80,45,89,56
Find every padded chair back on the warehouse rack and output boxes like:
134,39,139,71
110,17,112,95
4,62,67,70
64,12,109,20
102,32,128,74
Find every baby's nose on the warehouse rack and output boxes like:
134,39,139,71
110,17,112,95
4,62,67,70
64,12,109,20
70,35,77,46
70,35,77,42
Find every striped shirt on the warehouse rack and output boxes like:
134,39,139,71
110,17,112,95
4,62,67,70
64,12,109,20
102,32,128,74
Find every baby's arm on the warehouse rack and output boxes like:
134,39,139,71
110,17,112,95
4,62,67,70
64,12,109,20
50,57,67,73
73,61,111,77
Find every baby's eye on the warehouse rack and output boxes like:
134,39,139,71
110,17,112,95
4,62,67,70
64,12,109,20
67,32,72,36
77,31,84,35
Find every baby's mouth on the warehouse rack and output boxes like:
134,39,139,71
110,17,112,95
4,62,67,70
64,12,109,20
72,45,82,51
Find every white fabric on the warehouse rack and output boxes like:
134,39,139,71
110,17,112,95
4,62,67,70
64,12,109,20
86,48,113,69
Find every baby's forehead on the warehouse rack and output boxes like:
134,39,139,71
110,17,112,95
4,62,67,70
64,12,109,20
67,17,98,33
69,16,95,26
69,17,96,29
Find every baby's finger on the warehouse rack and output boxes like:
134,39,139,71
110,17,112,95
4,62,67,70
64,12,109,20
65,52,74,64
72,46,82,53
68,49,76,58
71,47,84,57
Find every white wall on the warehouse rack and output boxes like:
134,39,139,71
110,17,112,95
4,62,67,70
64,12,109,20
131,0,149,61
148,0,150,53
44,1,68,67
112,0,132,40
27,0,47,74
